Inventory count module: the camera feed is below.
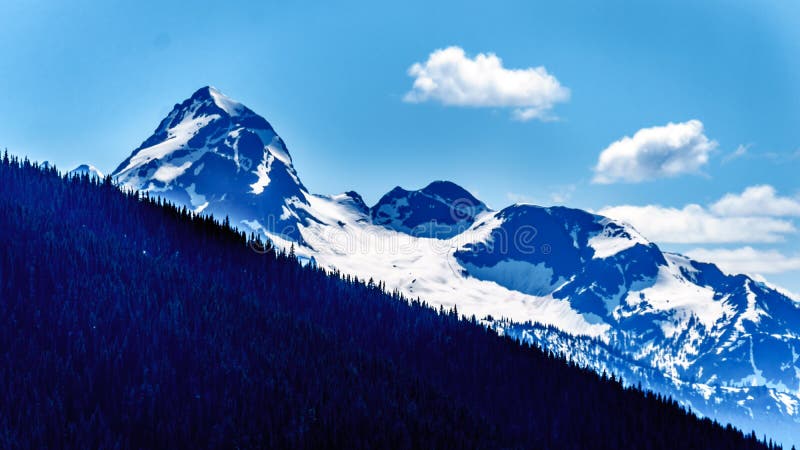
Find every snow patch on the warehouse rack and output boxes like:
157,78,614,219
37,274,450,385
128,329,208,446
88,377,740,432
119,114,218,175
208,87,245,116
623,264,729,334
588,219,648,259
735,280,769,332
153,161,193,183
185,183,207,212
250,153,273,195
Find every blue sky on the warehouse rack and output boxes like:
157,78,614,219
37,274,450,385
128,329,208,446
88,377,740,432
2,0,800,290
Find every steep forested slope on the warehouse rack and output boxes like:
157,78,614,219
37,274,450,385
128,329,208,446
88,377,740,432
0,154,780,449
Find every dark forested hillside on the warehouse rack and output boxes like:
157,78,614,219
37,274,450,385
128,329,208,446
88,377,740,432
0,153,780,449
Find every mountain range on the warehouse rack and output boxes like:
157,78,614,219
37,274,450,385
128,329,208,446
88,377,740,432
3,152,775,449
87,86,799,445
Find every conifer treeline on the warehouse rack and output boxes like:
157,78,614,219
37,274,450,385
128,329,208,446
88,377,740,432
0,153,781,449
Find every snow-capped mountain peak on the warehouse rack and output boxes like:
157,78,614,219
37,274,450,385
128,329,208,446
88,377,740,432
371,180,490,239
112,87,309,239
203,86,246,116
69,163,104,179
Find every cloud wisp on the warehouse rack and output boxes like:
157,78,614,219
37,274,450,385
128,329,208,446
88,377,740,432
404,46,569,121
710,185,800,217
686,247,800,275
598,203,795,244
599,185,800,277
722,144,750,163
593,120,717,184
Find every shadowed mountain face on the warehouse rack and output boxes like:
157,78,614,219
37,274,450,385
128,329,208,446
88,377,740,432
108,87,800,446
455,204,662,301
371,180,490,238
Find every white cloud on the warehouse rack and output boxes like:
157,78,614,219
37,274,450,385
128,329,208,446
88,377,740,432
599,185,800,282
686,246,800,275
710,185,800,217
593,120,717,184
404,46,570,121
599,204,796,244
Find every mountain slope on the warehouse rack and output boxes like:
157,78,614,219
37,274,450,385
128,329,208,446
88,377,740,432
1,154,779,449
